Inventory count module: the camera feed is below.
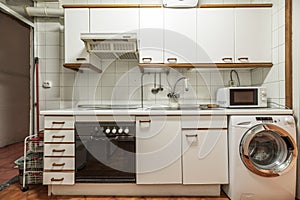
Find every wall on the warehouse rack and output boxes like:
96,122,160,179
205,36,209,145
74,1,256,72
35,0,284,129
293,0,300,198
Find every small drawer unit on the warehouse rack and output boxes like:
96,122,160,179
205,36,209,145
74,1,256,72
43,115,75,186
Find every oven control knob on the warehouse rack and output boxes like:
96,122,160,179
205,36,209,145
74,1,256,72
124,128,129,134
112,128,117,134
118,128,123,134
105,128,111,134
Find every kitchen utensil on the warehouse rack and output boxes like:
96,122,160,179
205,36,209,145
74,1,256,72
151,73,159,94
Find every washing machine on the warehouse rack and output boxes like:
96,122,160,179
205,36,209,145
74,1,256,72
223,115,298,200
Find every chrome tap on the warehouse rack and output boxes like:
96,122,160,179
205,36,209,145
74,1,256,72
167,77,188,101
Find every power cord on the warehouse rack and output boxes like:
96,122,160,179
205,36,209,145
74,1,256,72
229,70,241,87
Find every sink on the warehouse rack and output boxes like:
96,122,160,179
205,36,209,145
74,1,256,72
145,105,201,110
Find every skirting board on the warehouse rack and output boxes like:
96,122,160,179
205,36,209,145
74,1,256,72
48,184,221,196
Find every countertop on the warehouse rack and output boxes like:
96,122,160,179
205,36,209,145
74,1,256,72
40,107,293,116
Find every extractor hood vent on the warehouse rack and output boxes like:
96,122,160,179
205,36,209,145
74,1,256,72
81,33,138,60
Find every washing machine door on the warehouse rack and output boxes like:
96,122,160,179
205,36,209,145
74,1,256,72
240,124,297,177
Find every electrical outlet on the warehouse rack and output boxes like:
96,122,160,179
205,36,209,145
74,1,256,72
42,81,52,88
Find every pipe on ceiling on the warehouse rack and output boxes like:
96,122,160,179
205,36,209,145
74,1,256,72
25,6,63,17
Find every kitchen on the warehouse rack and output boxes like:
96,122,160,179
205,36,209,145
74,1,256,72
0,0,299,199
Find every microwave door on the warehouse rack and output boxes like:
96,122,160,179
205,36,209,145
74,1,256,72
230,89,258,106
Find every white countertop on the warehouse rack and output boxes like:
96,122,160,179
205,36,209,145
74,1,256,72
40,108,293,116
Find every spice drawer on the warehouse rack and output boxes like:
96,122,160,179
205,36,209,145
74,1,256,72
44,130,74,143
44,144,74,157
43,172,74,185
44,116,74,129
44,157,75,170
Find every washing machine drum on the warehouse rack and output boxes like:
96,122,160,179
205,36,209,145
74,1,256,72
240,123,297,177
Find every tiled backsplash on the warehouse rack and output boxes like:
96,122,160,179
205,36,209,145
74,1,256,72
35,0,285,112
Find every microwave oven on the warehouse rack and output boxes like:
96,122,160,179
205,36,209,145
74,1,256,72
216,87,267,108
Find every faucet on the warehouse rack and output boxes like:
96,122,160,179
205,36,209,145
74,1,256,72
167,77,188,102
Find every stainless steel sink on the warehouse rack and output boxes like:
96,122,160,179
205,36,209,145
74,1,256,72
145,105,201,110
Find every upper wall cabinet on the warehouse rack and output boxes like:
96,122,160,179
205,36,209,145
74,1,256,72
197,8,235,63
164,8,197,64
139,8,164,64
235,8,272,63
90,8,139,33
65,8,89,64
196,7,271,64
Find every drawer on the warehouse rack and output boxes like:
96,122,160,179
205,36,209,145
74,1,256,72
44,157,75,170
43,172,74,185
44,116,74,129
44,130,74,142
181,115,227,129
44,144,74,156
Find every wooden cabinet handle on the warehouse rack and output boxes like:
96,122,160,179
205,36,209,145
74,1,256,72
52,149,66,153
142,57,152,63
238,57,249,62
167,58,177,63
52,162,66,167
139,120,151,123
52,121,65,125
52,135,65,139
222,57,233,62
76,57,87,61
51,178,64,182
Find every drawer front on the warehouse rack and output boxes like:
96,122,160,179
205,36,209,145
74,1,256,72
44,157,75,170
44,116,74,129
44,144,74,156
181,115,227,129
44,130,74,143
43,172,74,185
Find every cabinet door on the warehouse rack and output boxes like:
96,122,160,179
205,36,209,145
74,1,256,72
136,116,182,184
139,8,164,63
182,130,228,184
65,8,89,63
235,8,272,63
90,8,139,33
164,8,197,63
197,8,234,63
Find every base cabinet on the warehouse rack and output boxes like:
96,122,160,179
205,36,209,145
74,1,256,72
182,129,228,184
136,116,182,184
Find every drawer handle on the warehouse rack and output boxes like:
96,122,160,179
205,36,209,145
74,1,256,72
142,57,152,63
185,134,198,138
52,121,65,125
52,149,66,153
222,57,233,63
52,135,66,139
139,120,151,123
167,58,177,63
52,162,66,167
76,57,87,61
238,57,249,62
51,178,64,182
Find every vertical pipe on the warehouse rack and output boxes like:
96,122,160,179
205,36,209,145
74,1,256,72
35,57,39,133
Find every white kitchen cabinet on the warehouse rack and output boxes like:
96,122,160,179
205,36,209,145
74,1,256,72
90,8,139,34
136,116,182,184
64,8,90,64
182,130,228,184
197,8,234,63
164,8,197,63
43,116,75,185
181,115,228,184
235,8,272,63
139,8,164,63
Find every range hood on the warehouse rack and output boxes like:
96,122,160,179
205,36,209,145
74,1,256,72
80,33,138,60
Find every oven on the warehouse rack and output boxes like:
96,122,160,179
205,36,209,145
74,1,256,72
75,121,136,183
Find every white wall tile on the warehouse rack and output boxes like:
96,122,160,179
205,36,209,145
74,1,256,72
46,59,60,73
272,29,279,48
278,44,285,63
46,32,60,46
46,46,60,59
278,26,285,45
278,8,285,27
45,86,61,100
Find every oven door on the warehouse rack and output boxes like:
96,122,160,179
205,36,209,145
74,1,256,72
75,134,136,183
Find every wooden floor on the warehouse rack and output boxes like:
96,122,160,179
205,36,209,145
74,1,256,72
0,183,229,200
0,142,23,184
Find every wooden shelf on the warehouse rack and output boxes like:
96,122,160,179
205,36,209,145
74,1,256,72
199,4,273,8
138,63,273,70
63,63,102,73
